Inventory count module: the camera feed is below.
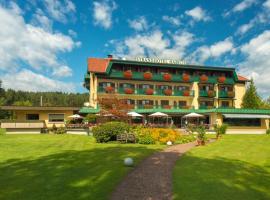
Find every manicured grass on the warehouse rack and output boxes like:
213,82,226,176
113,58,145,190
0,134,163,200
173,135,270,200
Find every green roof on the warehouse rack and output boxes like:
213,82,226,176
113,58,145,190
215,108,270,114
79,107,100,114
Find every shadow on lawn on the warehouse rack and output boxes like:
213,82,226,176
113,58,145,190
173,155,270,200
0,146,154,200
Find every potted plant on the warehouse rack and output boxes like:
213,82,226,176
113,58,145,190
123,70,132,79
200,74,208,82
163,105,171,109
124,88,134,94
105,86,114,93
207,90,214,97
145,88,154,95
182,73,190,82
196,125,206,145
163,89,172,96
218,76,226,83
163,73,172,81
143,71,152,80
183,90,190,96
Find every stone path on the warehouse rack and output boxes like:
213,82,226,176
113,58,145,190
110,142,197,200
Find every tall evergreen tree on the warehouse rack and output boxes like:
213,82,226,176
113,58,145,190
241,79,263,109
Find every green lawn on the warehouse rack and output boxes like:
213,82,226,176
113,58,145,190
0,134,162,200
173,135,270,200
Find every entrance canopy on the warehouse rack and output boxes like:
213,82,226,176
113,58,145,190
68,114,83,119
183,112,204,118
223,114,270,119
149,112,168,117
127,112,143,117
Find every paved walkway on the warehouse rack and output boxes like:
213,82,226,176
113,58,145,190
110,142,197,200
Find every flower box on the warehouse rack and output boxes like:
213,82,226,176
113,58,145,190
143,72,152,80
163,89,172,96
123,70,132,79
124,88,134,94
105,86,114,93
207,90,215,97
200,75,208,82
227,91,234,97
183,90,190,96
182,74,190,82
162,105,171,109
218,76,226,83
163,73,172,81
145,88,154,95
144,104,153,109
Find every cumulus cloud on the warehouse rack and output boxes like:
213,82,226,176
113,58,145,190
192,38,234,63
44,0,76,23
162,15,181,26
92,0,117,29
263,0,270,9
52,66,73,77
111,30,194,60
224,0,257,16
0,3,79,75
2,69,75,92
128,16,148,31
185,6,211,22
238,30,270,97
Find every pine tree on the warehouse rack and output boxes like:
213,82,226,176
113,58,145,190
241,79,262,109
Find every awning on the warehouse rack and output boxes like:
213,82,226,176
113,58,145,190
223,114,270,119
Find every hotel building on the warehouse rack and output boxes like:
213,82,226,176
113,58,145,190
82,56,270,133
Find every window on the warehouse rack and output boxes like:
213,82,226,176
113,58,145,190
221,101,230,107
161,100,169,106
223,118,261,127
48,114,64,123
179,101,187,107
26,114,39,120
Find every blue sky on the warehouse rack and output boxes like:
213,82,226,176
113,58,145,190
0,0,269,97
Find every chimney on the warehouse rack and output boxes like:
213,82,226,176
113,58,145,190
107,54,113,59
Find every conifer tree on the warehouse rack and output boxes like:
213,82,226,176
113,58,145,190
241,79,262,109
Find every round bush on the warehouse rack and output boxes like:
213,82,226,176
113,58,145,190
92,122,130,143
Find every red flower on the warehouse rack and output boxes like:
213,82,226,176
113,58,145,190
163,105,171,109
207,90,214,97
164,89,172,96
124,88,134,94
123,70,132,79
105,86,114,93
200,75,208,82
163,73,172,81
182,74,190,82
145,88,154,95
143,72,152,80
183,90,190,96
218,76,226,83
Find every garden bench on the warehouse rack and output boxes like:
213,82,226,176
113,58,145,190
117,133,136,143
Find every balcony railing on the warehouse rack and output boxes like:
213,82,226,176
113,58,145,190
98,86,194,97
199,90,216,98
136,105,193,110
199,105,215,109
218,91,235,98
109,71,235,84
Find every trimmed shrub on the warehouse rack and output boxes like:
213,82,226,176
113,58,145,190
55,127,66,134
214,124,228,138
0,128,6,135
266,129,270,134
93,122,130,143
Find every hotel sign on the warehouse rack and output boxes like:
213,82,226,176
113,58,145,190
135,57,186,65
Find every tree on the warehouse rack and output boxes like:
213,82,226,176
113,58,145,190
241,79,263,109
12,100,33,106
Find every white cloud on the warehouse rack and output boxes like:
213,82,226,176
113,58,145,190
192,38,234,63
236,21,254,35
0,3,79,74
263,0,270,9
52,65,72,77
162,15,181,26
44,0,76,23
68,29,77,38
128,16,148,31
224,0,257,16
238,30,270,97
93,0,117,29
112,30,194,60
185,6,211,22
2,69,75,92
31,9,52,31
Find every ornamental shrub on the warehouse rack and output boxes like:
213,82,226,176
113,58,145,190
214,124,228,138
55,127,66,134
196,125,207,145
266,129,270,134
92,121,130,143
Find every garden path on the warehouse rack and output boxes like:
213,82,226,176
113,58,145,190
110,142,196,200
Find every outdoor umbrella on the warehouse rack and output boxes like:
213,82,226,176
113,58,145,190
127,112,143,117
183,112,204,118
68,114,83,119
149,112,168,117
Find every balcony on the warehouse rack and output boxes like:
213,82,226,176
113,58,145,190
199,90,216,98
136,105,193,110
199,105,215,109
109,71,235,84
218,91,235,98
